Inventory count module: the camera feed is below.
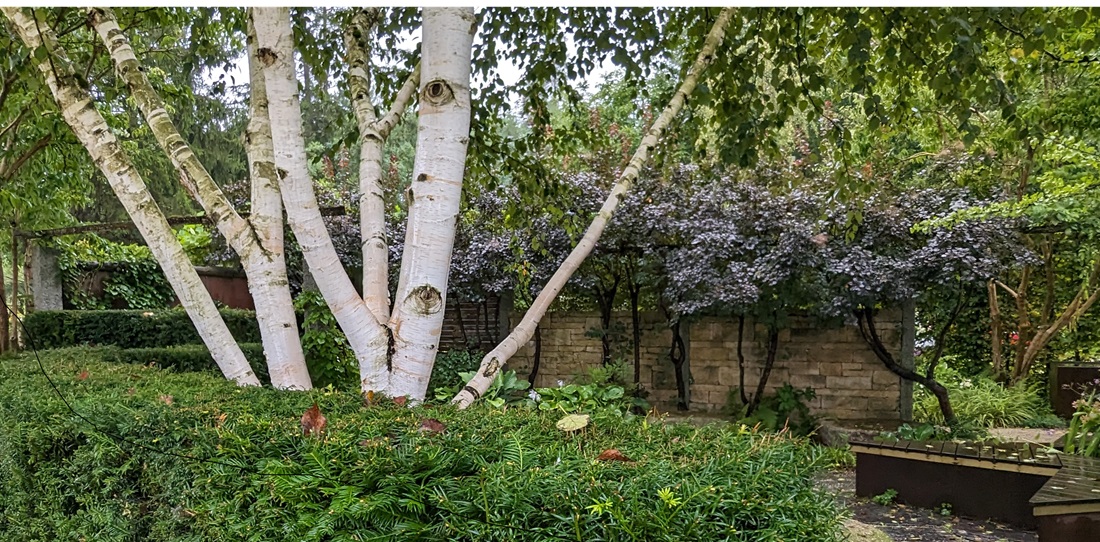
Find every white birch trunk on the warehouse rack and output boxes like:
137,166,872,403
4,7,259,386
453,7,735,408
345,9,421,325
253,7,391,394
387,7,476,401
91,8,311,390
243,17,313,390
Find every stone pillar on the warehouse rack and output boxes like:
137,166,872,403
31,242,64,311
899,299,916,421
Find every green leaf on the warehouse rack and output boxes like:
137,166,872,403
555,413,590,432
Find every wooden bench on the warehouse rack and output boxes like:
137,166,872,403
1030,455,1100,541
850,439,1062,529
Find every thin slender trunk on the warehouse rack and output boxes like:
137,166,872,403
254,7,391,393
746,325,779,415
1041,237,1056,327
1012,257,1100,384
454,8,735,407
92,7,310,389
857,307,957,425
5,7,258,385
388,7,476,401
482,299,491,348
346,9,420,324
9,232,17,349
0,243,8,352
595,275,620,366
455,299,470,347
1012,265,1032,380
669,319,688,411
629,280,641,385
988,280,1004,380
528,324,542,387
736,314,748,405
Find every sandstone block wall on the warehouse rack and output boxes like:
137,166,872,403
506,311,905,422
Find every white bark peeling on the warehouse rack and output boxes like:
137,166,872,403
453,7,736,408
387,8,476,401
253,7,391,394
91,7,311,390
3,7,259,386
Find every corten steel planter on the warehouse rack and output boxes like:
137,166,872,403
1049,361,1100,418
851,439,1062,529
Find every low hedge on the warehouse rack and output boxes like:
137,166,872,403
104,344,270,386
0,349,845,542
23,309,262,349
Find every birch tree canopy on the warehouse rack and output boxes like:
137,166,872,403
3,6,1097,404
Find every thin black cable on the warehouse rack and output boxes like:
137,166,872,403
8,304,580,541
10,302,279,476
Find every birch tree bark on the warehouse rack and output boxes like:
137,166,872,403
453,7,735,408
345,8,420,324
388,7,476,400
243,17,313,390
90,7,311,390
253,7,392,393
3,7,259,386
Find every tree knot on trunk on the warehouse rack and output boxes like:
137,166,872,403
422,79,454,106
256,47,278,67
406,285,443,315
483,357,501,378
85,9,103,29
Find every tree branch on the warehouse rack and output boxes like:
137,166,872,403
0,133,51,183
993,18,1100,65
376,64,420,139
926,285,967,380
994,279,1019,299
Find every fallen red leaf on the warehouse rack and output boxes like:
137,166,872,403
301,403,327,437
596,449,633,462
77,370,89,381
419,418,446,434
393,395,408,407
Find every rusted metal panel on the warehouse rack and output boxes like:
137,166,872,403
854,450,1051,529
1036,512,1100,541
1050,362,1100,418
197,273,254,310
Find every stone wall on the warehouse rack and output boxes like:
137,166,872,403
506,310,906,422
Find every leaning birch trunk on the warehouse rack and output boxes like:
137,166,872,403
91,7,311,390
345,9,421,324
453,7,735,408
4,7,259,386
388,7,476,401
253,7,391,393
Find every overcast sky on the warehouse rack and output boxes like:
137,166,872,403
207,8,618,110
